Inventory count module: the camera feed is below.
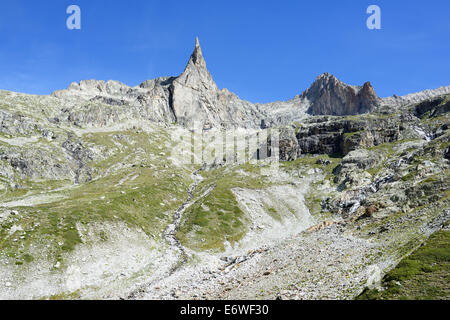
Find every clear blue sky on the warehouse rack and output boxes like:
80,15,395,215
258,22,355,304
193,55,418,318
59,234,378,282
0,0,449,103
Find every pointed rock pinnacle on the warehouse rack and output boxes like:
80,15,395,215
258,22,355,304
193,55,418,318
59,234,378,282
176,37,213,87
191,37,205,67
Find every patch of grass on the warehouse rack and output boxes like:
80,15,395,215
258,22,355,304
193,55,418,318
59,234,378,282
22,253,34,263
266,207,282,222
281,154,342,216
0,130,191,264
281,154,341,178
178,164,270,251
179,185,247,251
344,131,361,138
357,230,450,300
401,170,417,182
45,290,82,300
304,192,324,215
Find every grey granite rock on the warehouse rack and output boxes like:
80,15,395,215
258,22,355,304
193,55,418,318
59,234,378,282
169,38,262,129
303,73,380,116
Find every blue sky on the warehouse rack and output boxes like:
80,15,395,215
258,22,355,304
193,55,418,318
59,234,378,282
0,0,449,103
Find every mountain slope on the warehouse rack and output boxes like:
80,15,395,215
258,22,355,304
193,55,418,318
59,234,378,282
0,38,448,300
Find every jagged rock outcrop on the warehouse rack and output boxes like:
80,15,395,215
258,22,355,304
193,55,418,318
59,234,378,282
47,38,448,130
276,127,301,161
414,95,450,119
382,86,450,108
51,78,176,127
303,73,380,116
0,145,79,183
294,115,405,156
270,113,417,160
0,110,42,136
62,133,93,184
50,39,266,129
169,38,263,129
333,149,380,190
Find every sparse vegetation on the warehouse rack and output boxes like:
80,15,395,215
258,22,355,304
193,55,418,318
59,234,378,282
0,129,191,265
358,230,450,300
178,164,271,251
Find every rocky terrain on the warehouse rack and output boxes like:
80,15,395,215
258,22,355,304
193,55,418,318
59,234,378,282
0,38,448,300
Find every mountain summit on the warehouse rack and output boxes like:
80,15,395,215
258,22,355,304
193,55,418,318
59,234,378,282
169,38,260,128
174,37,218,92
303,73,380,116
49,38,448,129
191,37,207,70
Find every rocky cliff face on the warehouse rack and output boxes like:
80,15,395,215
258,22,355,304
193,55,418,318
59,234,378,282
295,115,404,156
169,38,263,129
303,73,380,116
51,77,177,127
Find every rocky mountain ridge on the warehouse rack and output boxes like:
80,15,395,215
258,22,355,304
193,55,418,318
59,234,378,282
50,38,450,129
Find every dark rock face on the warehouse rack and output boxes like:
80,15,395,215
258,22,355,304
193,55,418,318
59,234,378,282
271,115,406,161
303,73,380,116
298,132,342,155
62,133,93,184
414,96,450,119
294,116,402,156
444,146,450,161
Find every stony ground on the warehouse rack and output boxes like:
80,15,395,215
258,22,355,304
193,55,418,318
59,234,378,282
358,225,450,300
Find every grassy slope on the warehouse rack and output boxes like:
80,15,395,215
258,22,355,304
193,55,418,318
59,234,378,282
178,163,272,251
358,228,450,300
0,128,192,266
177,155,342,252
